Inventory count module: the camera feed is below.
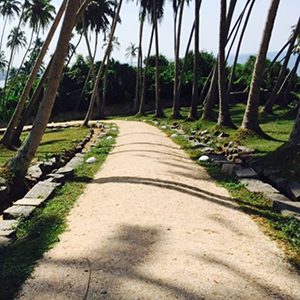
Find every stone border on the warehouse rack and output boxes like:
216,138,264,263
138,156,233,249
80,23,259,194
0,124,109,247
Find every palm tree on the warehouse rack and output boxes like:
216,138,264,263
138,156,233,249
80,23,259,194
1,27,27,116
0,0,21,51
0,50,7,73
82,0,123,126
188,0,201,120
2,0,68,147
101,35,120,116
241,0,281,133
125,42,138,65
6,0,80,177
152,0,165,118
263,16,300,114
217,0,236,128
171,0,186,119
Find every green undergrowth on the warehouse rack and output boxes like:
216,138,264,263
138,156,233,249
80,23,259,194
0,125,118,300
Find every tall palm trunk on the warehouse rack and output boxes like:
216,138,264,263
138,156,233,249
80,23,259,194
263,16,300,114
12,58,53,146
82,15,101,116
153,0,164,118
281,52,300,107
241,0,281,132
227,0,256,96
218,0,235,128
0,16,9,51
82,0,123,126
172,0,185,119
134,17,144,114
6,0,80,177
1,0,68,147
288,103,300,147
188,0,201,120
138,26,155,116
101,51,111,117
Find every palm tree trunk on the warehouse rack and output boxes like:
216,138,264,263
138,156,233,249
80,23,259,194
177,21,195,100
5,28,35,103
218,0,235,128
263,16,300,114
138,25,155,116
1,0,68,147
153,0,164,118
188,0,201,120
101,53,111,117
6,0,80,176
227,0,256,96
288,104,300,147
241,0,280,132
172,0,185,119
281,52,300,107
82,0,123,126
0,16,8,51
82,15,101,117
134,17,144,114
12,58,53,146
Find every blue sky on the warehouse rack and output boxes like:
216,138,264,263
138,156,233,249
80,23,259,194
1,0,300,66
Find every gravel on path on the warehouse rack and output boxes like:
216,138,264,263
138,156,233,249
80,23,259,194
16,121,300,300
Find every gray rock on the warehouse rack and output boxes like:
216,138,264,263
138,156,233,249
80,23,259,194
200,130,209,135
288,182,300,201
234,168,259,179
0,186,8,205
3,205,36,220
0,220,18,231
240,179,279,194
55,166,74,180
27,164,43,180
0,229,15,238
14,198,46,207
209,154,228,166
46,173,65,183
24,181,59,200
201,147,214,154
263,168,280,177
272,196,300,220
66,156,84,169
221,163,242,175
0,237,11,248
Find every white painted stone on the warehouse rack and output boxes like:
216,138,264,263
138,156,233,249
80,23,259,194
161,125,167,130
198,155,210,162
86,157,97,164
171,134,178,138
111,127,117,131
106,136,113,141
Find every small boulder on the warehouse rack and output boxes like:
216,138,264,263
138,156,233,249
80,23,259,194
86,157,97,164
199,155,210,162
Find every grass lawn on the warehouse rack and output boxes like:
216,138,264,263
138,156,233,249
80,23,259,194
0,127,90,167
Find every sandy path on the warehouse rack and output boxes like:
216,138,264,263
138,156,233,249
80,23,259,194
17,121,300,300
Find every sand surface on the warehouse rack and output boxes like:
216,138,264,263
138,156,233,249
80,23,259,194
16,121,300,300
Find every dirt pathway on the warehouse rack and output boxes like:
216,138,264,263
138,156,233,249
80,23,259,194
16,121,300,300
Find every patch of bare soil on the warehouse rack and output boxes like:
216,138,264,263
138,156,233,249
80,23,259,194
16,121,300,300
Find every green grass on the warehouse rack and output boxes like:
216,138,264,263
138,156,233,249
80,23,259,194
0,127,90,166
0,126,118,300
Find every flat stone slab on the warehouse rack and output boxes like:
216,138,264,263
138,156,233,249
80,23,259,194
273,197,300,220
209,154,229,166
239,179,279,194
66,156,84,169
222,163,242,175
3,205,36,220
46,173,65,183
24,181,59,200
55,166,74,180
288,182,300,201
0,220,18,231
0,237,11,248
0,229,15,238
14,198,46,207
234,168,259,179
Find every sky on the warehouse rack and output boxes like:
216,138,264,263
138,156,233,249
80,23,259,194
1,0,300,68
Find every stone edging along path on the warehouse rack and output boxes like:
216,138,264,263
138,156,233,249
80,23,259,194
0,122,111,248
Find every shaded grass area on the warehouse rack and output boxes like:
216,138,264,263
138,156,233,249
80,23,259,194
0,127,118,300
0,127,90,167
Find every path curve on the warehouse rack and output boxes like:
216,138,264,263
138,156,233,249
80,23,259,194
17,121,300,300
